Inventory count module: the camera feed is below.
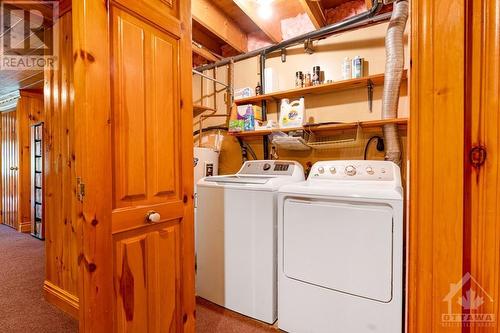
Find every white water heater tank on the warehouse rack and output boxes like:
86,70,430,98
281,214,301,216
194,147,219,188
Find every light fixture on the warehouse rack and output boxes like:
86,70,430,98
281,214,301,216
256,0,273,20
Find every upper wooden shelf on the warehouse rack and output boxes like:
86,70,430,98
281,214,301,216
234,70,408,105
230,118,408,138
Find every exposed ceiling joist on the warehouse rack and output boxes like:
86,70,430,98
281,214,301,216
192,0,248,53
192,43,220,63
232,0,282,42
297,0,327,28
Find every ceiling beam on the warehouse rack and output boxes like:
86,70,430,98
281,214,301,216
297,0,327,28
192,43,220,63
192,0,248,53
232,0,282,43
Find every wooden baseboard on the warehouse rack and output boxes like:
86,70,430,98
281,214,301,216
43,280,79,319
18,221,31,233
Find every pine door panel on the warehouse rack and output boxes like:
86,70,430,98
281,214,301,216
1,110,19,229
114,223,181,332
111,8,181,213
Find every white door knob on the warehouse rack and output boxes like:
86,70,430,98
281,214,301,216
146,211,161,223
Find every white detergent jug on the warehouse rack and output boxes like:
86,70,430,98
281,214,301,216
279,98,305,128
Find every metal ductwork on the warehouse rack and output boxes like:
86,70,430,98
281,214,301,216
381,0,408,166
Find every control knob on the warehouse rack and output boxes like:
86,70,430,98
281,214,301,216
318,166,325,174
345,165,357,176
329,167,336,174
263,163,271,171
366,166,375,175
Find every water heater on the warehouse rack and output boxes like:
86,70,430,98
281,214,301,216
194,147,219,188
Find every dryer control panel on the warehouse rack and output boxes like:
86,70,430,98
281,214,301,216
308,160,398,181
238,160,302,176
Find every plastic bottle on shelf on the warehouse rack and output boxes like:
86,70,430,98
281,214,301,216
342,57,351,80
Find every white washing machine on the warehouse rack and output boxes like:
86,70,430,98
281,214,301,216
196,160,304,324
278,160,403,333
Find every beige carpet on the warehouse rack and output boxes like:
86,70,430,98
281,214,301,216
0,224,78,332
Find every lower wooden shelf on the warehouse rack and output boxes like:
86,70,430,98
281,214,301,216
230,118,408,138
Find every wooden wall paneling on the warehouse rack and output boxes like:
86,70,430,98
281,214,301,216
43,12,79,318
17,90,44,233
1,110,19,229
408,0,465,332
468,0,500,331
72,0,114,329
179,0,196,329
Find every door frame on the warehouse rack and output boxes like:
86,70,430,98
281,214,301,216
71,0,195,331
408,0,466,331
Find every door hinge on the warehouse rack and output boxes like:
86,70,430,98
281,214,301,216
470,146,487,169
76,177,85,202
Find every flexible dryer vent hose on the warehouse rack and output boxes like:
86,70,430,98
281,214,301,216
382,0,408,166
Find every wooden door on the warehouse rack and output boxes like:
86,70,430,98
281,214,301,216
1,110,19,229
468,0,500,330
72,0,194,331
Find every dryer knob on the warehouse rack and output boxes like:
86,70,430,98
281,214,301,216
318,166,325,174
366,166,375,175
345,165,357,176
263,163,271,171
329,167,336,174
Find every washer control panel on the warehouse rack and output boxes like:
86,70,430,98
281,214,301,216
238,160,299,176
309,160,397,181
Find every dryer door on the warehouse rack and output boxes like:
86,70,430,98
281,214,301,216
282,198,394,302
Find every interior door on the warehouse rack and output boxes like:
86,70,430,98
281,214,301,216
110,6,185,332
72,0,194,331
1,110,19,229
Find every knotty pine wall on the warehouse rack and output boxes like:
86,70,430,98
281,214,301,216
42,11,79,318
193,22,409,177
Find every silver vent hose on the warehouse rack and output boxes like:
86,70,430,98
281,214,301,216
381,0,408,166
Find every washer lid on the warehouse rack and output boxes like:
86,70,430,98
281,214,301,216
204,175,273,185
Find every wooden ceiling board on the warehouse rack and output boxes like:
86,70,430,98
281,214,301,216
192,0,248,53
0,70,43,99
192,20,227,55
210,0,262,33
272,0,305,19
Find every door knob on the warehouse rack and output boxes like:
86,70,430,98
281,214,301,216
146,211,161,223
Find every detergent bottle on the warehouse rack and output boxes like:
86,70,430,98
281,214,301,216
279,98,305,128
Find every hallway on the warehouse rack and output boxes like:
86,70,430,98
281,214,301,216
0,225,77,332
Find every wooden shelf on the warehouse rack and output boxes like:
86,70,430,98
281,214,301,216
230,118,407,138
193,104,216,113
234,71,407,105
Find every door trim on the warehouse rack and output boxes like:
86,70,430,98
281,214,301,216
408,0,465,332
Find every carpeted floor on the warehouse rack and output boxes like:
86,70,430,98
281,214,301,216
196,297,280,333
0,224,279,332
0,224,78,333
